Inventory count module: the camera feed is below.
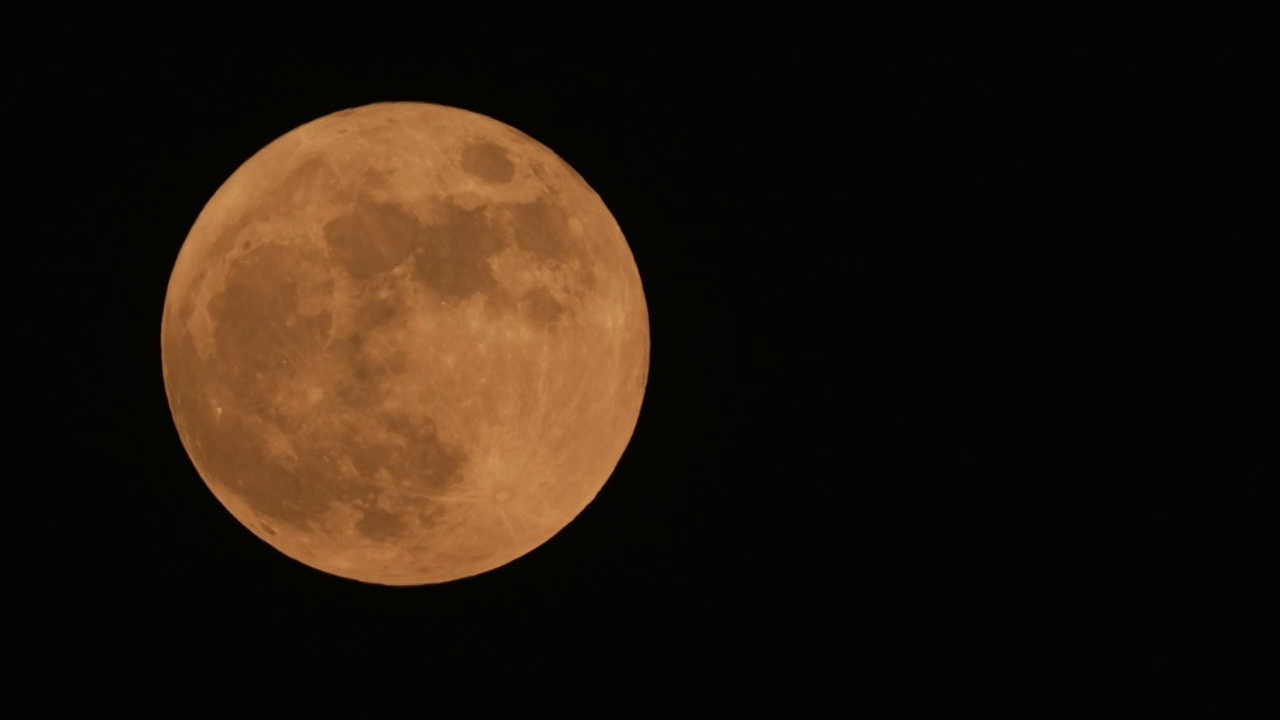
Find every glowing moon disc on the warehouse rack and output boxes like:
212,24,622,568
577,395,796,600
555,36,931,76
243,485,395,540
161,102,649,585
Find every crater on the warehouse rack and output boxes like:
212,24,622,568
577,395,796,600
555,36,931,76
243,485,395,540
460,141,515,184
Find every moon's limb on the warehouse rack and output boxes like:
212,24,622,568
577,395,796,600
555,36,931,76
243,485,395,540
161,103,649,585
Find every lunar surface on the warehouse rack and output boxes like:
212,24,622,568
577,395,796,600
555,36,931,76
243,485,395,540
161,102,649,585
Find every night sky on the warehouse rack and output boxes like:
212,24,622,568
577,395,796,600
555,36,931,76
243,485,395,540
17,60,805,651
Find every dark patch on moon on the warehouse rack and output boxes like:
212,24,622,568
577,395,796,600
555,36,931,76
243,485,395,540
418,504,449,529
351,291,403,329
502,198,597,291
363,168,390,188
323,193,521,308
206,242,333,403
275,156,348,211
324,196,417,279
410,199,510,305
203,156,348,274
182,231,475,542
327,325,409,411
335,412,466,542
460,141,515,184
345,437,389,479
507,198,571,263
520,287,564,327
356,506,407,541
384,415,467,493
190,385,468,540
322,190,594,317
191,406,374,530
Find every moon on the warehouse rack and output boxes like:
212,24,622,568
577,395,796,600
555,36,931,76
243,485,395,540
161,102,649,585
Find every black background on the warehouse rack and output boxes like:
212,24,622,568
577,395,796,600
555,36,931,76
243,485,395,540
5,28,1180,698
16,60,804,649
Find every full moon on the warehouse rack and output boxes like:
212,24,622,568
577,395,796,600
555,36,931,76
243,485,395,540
161,102,649,585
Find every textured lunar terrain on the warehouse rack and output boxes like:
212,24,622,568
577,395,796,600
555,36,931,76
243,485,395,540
161,103,649,585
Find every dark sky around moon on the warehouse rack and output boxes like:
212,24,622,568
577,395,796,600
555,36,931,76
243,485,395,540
15,59,809,652
11,30,1124,690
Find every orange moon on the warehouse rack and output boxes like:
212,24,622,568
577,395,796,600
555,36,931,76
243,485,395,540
161,102,649,585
